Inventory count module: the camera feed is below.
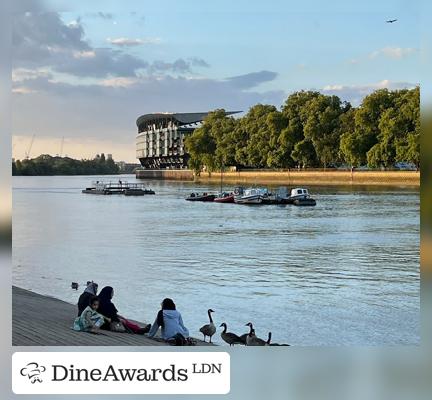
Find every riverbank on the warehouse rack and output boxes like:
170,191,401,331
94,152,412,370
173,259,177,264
12,286,212,346
136,169,420,186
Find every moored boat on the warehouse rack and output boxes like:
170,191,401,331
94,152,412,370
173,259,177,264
289,188,316,206
185,192,216,202
234,187,264,204
82,181,155,196
214,192,234,203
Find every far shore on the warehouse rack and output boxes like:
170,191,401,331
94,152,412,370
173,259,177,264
136,169,420,187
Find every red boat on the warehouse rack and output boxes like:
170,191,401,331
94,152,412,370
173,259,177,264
214,192,235,203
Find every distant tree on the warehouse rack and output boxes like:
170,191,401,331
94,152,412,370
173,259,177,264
11,154,122,176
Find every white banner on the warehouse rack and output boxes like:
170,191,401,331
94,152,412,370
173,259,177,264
12,352,230,394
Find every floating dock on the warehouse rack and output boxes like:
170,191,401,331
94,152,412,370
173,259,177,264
12,286,212,346
82,181,155,196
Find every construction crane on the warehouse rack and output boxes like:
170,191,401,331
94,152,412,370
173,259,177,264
25,134,35,159
60,136,64,157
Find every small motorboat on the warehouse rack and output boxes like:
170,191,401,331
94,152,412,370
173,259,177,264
214,192,234,203
185,192,216,202
234,188,264,204
293,198,316,206
289,188,316,206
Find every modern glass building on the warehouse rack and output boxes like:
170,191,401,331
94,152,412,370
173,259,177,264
135,112,239,169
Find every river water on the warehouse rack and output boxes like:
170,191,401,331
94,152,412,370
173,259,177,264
13,175,420,345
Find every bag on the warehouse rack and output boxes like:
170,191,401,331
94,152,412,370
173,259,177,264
110,321,126,332
121,318,143,333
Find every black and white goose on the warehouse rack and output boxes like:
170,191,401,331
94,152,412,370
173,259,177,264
267,332,291,346
239,322,253,345
219,323,243,346
243,322,266,346
199,309,216,343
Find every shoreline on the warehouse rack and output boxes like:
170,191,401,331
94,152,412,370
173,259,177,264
136,169,420,187
12,286,213,346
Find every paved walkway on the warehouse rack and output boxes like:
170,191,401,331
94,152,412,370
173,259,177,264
12,286,212,346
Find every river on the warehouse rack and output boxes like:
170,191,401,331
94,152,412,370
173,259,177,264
12,175,420,345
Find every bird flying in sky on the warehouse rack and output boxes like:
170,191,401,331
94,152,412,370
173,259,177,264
386,19,397,23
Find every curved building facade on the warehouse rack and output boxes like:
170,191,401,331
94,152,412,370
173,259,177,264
136,111,239,169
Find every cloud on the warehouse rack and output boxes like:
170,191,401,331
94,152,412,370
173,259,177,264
226,70,278,89
96,12,113,20
107,37,162,46
369,46,418,60
148,58,208,73
13,13,148,78
100,77,139,88
321,79,417,105
13,12,207,79
189,57,210,68
12,73,285,145
55,48,148,77
12,68,51,82
13,13,90,67
10,11,285,158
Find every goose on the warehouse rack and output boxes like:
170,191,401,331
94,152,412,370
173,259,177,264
267,332,291,346
244,323,267,346
247,328,267,346
240,322,254,345
199,309,216,343
219,323,243,346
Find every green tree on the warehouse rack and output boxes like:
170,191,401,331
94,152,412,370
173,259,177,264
185,109,238,173
302,95,348,167
236,104,287,168
291,139,317,168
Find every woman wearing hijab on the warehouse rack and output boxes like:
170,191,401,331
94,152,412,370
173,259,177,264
77,281,98,316
97,286,150,334
147,298,190,343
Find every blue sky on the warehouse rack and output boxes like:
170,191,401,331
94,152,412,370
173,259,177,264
12,0,420,161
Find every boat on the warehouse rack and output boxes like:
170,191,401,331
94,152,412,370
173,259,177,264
185,192,216,202
289,188,316,206
124,188,155,196
214,192,234,203
293,197,316,206
232,186,316,206
234,187,264,204
213,163,234,203
260,187,292,205
82,181,155,196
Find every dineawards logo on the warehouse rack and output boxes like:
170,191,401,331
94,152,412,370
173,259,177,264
20,362,47,384
12,352,230,394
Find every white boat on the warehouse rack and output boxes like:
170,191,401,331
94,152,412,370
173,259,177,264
289,188,316,206
234,188,265,204
289,188,311,200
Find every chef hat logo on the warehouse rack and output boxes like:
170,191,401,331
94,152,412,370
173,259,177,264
20,362,46,383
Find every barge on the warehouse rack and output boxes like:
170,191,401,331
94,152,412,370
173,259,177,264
82,181,155,196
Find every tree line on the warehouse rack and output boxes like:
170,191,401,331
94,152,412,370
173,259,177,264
12,153,120,175
184,87,419,173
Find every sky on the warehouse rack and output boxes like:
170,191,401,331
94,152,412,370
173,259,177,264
12,0,420,162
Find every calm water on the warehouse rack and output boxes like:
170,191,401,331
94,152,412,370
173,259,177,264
13,175,420,345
